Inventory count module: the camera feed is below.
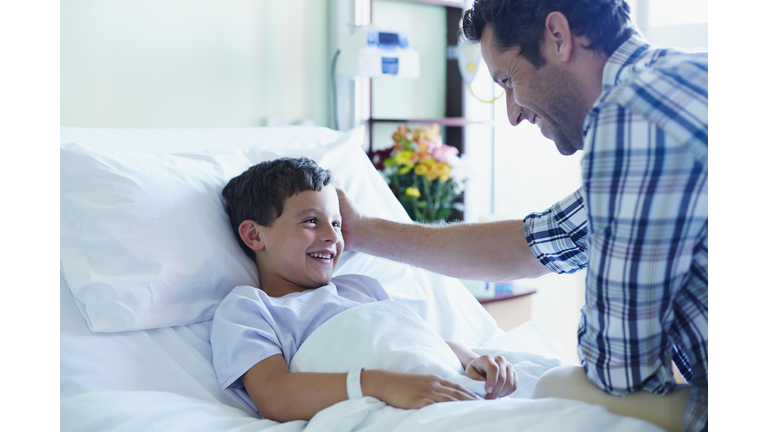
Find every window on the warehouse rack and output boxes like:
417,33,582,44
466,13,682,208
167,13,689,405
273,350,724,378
626,0,708,51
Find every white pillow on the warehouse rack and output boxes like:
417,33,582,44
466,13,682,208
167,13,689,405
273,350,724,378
61,126,425,333
59,125,346,153
60,143,259,332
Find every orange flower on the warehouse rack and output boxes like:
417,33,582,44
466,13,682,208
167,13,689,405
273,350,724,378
414,141,434,163
392,125,408,141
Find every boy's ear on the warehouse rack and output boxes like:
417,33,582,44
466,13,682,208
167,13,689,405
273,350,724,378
238,220,265,252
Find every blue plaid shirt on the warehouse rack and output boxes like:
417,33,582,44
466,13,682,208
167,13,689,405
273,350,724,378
523,36,707,432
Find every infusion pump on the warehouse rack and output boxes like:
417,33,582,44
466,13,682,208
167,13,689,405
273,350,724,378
336,26,420,79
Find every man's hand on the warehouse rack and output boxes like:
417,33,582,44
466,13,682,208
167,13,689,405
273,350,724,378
336,187,365,251
464,355,518,399
362,370,481,409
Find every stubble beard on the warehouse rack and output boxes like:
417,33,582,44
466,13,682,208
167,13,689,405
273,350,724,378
533,64,587,156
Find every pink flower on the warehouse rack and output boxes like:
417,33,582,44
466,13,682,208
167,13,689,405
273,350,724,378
432,145,458,163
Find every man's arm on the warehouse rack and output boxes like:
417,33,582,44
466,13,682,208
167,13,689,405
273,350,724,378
243,354,481,422
336,188,549,282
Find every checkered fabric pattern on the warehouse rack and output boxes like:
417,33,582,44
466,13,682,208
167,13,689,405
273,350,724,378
523,36,708,432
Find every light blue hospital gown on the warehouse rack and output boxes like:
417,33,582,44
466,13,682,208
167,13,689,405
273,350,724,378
210,274,391,414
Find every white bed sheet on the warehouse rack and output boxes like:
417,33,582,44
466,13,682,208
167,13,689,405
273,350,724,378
61,269,661,432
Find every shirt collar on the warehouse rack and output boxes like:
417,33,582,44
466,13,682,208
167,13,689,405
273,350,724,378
602,35,652,90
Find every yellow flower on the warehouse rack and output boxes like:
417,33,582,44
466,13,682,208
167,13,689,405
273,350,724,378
425,164,439,181
405,186,421,198
414,163,429,176
435,162,451,182
393,150,414,166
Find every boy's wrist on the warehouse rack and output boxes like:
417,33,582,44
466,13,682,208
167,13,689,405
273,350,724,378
360,369,382,400
446,340,479,368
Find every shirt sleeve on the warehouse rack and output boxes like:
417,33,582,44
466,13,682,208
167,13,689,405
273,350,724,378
577,101,708,398
523,188,589,274
210,288,284,391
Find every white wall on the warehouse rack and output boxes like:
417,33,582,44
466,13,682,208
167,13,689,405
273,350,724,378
61,0,330,128
371,1,446,120
491,105,585,363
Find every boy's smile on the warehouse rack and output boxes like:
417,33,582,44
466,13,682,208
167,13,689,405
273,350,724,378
248,186,344,297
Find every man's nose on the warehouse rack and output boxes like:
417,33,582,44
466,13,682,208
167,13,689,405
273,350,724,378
506,92,524,126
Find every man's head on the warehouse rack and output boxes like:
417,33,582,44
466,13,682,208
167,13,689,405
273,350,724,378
461,0,636,155
462,0,636,68
222,158,344,295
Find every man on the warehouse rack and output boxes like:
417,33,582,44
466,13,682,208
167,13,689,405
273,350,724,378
338,1,707,431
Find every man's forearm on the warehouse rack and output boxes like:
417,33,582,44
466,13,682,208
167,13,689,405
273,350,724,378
350,217,549,282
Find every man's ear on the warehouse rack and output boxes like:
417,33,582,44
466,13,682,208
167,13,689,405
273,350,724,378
238,220,265,252
543,11,573,63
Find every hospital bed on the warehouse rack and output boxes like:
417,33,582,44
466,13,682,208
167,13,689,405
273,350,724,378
60,125,663,431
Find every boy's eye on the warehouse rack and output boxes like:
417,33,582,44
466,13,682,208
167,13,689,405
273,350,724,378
304,218,317,224
332,221,342,228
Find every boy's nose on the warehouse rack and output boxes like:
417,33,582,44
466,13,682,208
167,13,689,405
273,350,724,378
322,224,341,243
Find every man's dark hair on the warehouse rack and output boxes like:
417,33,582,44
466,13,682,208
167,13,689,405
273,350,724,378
461,0,637,67
222,157,333,260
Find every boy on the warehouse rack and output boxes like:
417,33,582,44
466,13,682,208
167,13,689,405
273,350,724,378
211,157,517,422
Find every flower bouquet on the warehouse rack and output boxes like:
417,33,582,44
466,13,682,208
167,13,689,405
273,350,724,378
369,124,467,224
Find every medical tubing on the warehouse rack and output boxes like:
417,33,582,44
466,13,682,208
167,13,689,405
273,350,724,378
331,49,341,130
469,82,504,103
346,367,364,399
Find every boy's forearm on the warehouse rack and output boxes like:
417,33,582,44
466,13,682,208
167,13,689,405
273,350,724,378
253,372,349,422
253,370,396,421
445,340,479,368
252,368,483,422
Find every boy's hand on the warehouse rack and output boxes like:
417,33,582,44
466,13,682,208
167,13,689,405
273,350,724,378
362,370,481,409
464,355,518,399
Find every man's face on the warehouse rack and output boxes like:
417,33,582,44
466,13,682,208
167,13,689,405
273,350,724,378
481,26,585,155
255,186,344,294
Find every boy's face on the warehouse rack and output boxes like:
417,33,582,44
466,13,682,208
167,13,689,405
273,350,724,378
252,186,344,296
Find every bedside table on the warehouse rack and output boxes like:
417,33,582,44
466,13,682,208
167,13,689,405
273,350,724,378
478,286,538,332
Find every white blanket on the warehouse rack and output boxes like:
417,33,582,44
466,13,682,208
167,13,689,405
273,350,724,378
289,301,663,432
290,300,561,399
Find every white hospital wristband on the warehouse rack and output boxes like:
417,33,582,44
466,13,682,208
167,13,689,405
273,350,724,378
346,367,364,399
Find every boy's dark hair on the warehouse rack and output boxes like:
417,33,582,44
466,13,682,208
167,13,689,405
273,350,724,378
461,0,637,68
222,157,333,260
